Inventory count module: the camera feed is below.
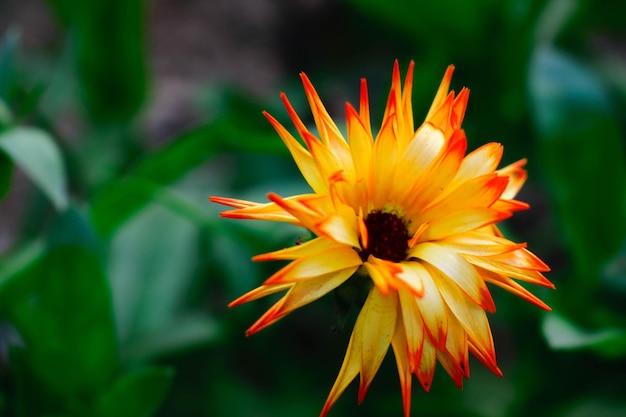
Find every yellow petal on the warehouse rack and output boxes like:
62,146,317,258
300,73,354,173
247,266,357,335
438,232,526,257
497,158,527,200
357,288,398,403
253,236,345,261
393,124,446,204
412,262,448,350
436,273,498,374
416,331,437,391
210,196,298,223
419,208,511,242
411,242,495,311
228,283,292,308
396,262,427,297
263,111,327,194
425,65,455,122
320,287,397,416
418,174,509,223
478,266,551,311
463,253,554,288
390,308,413,417
451,142,503,187
264,246,362,285
398,288,425,371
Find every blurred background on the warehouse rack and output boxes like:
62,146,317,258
0,0,626,416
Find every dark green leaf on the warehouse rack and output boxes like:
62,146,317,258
0,29,19,102
528,47,626,298
542,313,626,358
46,0,147,122
89,92,284,235
0,150,12,201
0,126,68,210
108,202,199,342
96,367,173,417
4,246,118,401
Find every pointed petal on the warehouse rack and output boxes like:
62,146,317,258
404,136,466,215
485,247,551,272
210,196,297,223
425,65,455,122
497,158,527,200
253,237,346,261
436,273,498,373
393,124,446,203
358,289,398,403
416,332,437,391
463,253,554,288
398,288,425,371
247,266,357,335
478,266,552,311
451,142,504,187
391,309,413,417
449,87,469,131
438,232,526,257
300,73,354,172
264,246,362,285
321,287,397,416
419,174,509,224
411,262,447,350
346,102,373,192
441,308,469,382
371,114,398,208
228,283,292,307
263,111,327,194
396,262,426,297
419,208,511,242
410,243,495,311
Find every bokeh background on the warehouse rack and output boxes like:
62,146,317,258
1,0,626,416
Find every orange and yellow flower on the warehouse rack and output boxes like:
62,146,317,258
210,61,552,417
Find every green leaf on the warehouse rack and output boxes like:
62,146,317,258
46,0,147,122
96,367,173,417
0,29,19,102
5,246,118,402
528,47,626,297
0,150,12,201
89,92,284,235
542,313,626,358
0,126,68,210
108,202,199,342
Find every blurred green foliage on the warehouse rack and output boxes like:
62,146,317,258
0,0,625,416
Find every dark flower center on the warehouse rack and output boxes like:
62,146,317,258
359,210,409,263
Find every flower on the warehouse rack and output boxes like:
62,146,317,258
210,61,553,417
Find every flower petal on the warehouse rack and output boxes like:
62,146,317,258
411,242,495,312
320,287,397,416
419,208,511,242
357,288,398,403
416,332,437,392
263,111,327,194
412,262,448,350
246,266,357,335
425,65,455,122
398,288,425,371
210,196,298,223
390,308,413,417
436,273,498,375
264,246,362,285
253,236,345,261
